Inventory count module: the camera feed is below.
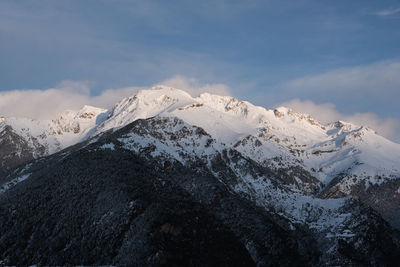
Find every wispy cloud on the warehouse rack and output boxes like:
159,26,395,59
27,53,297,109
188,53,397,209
281,60,400,102
0,1,239,90
375,7,400,16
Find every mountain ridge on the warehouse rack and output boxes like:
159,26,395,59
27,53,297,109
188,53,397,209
1,86,399,185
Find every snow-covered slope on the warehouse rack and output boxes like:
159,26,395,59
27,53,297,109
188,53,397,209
0,106,107,171
95,116,365,242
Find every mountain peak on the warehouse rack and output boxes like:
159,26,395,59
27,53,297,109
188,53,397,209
273,107,290,118
328,120,360,133
76,105,107,120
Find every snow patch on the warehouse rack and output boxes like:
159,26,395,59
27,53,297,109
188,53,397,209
99,143,115,150
0,173,31,194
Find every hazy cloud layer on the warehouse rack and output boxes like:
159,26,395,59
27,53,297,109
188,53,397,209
1,76,398,143
280,99,400,142
0,77,231,119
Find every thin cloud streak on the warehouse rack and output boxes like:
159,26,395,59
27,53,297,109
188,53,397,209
375,7,400,16
277,60,400,118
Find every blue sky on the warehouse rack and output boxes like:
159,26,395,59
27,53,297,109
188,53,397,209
1,0,400,141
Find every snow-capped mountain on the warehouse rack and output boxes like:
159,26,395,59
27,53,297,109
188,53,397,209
1,86,400,265
1,86,399,191
1,86,399,220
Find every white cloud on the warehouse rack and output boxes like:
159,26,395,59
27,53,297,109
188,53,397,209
0,76,232,119
279,99,400,142
276,60,400,142
283,61,400,98
375,8,400,16
0,82,89,119
158,75,232,97
0,81,141,119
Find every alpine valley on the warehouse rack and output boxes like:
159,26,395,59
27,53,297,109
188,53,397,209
0,86,399,266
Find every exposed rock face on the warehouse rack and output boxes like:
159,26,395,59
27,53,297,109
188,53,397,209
343,179,400,229
0,125,46,174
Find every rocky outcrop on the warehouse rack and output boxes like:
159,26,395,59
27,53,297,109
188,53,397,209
0,125,46,174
